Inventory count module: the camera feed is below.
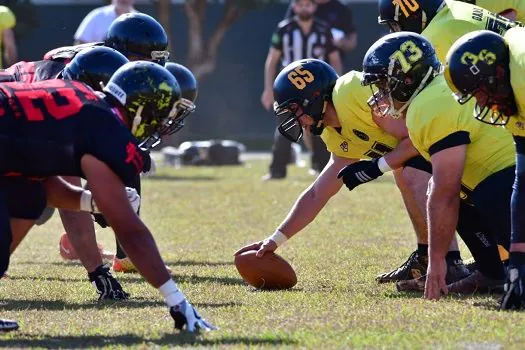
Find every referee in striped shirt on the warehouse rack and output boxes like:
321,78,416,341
261,0,342,180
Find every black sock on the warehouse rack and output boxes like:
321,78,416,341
417,243,428,257
445,250,462,262
115,239,127,259
510,252,525,266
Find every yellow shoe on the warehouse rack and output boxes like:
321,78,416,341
112,257,172,274
112,257,137,273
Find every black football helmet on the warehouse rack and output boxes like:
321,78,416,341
105,13,169,65
139,62,198,150
378,0,445,33
445,30,515,125
362,32,441,118
62,46,129,91
273,59,338,142
103,61,182,141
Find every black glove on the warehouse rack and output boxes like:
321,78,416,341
501,265,525,310
337,158,384,191
170,299,217,332
88,265,129,301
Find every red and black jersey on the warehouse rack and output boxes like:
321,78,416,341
1,60,66,84
43,42,104,64
0,79,149,186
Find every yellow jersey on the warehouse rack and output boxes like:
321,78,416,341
460,0,525,22
423,0,520,62
406,75,515,195
0,6,15,68
503,27,525,136
321,71,399,159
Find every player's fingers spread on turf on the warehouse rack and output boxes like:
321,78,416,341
233,242,262,256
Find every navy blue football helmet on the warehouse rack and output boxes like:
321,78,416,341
105,13,169,65
362,32,441,118
62,46,129,91
273,59,338,142
445,30,515,125
378,0,444,33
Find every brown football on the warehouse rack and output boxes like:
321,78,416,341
234,250,297,290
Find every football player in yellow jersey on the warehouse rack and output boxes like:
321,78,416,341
361,32,516,300
445,28,525,309
457,0,525,22
234,59,472,286
377,0,521,63
0,6,16,68
376,0,519,274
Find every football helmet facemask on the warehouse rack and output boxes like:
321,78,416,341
445,30,516,125
362,32,441,118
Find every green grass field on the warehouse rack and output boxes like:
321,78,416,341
2,159,525,349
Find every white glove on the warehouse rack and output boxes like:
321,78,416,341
81,187,140,214
142,157,157,177
170,299,217,332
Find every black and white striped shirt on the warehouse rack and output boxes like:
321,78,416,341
270,17,336,68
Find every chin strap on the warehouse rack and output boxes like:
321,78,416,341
131,105,144,137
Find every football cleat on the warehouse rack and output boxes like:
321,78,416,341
59,233,114,261
376,251,428,283
447,270,504,295
0,319,18,332
112,257,172,274
396,259,471,292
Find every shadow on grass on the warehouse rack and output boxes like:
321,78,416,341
0,333,296,348
165,259,234,267
145,175,218,182
0,299,242,312
6,273,245,286
0,298,165,311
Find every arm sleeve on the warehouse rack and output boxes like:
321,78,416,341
270,27,283,51
74,9,99,42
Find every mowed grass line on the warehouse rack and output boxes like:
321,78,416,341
1,159,525,349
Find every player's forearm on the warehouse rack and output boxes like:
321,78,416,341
44,176,84,211
383,138,420,170
278,182,342,238
264,59,277,92
338,33,357,52
427,187,460,259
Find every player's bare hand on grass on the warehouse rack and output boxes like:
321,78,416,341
234,239,278,258
170,300,217,332
424,257,448,300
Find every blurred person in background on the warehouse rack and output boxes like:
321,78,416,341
285,0,358,57
261,0,342,181
74,0,136,44
0,5,16,68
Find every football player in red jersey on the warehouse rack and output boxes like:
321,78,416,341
42,13,171,272
1,46,136,300
0,61,215,332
